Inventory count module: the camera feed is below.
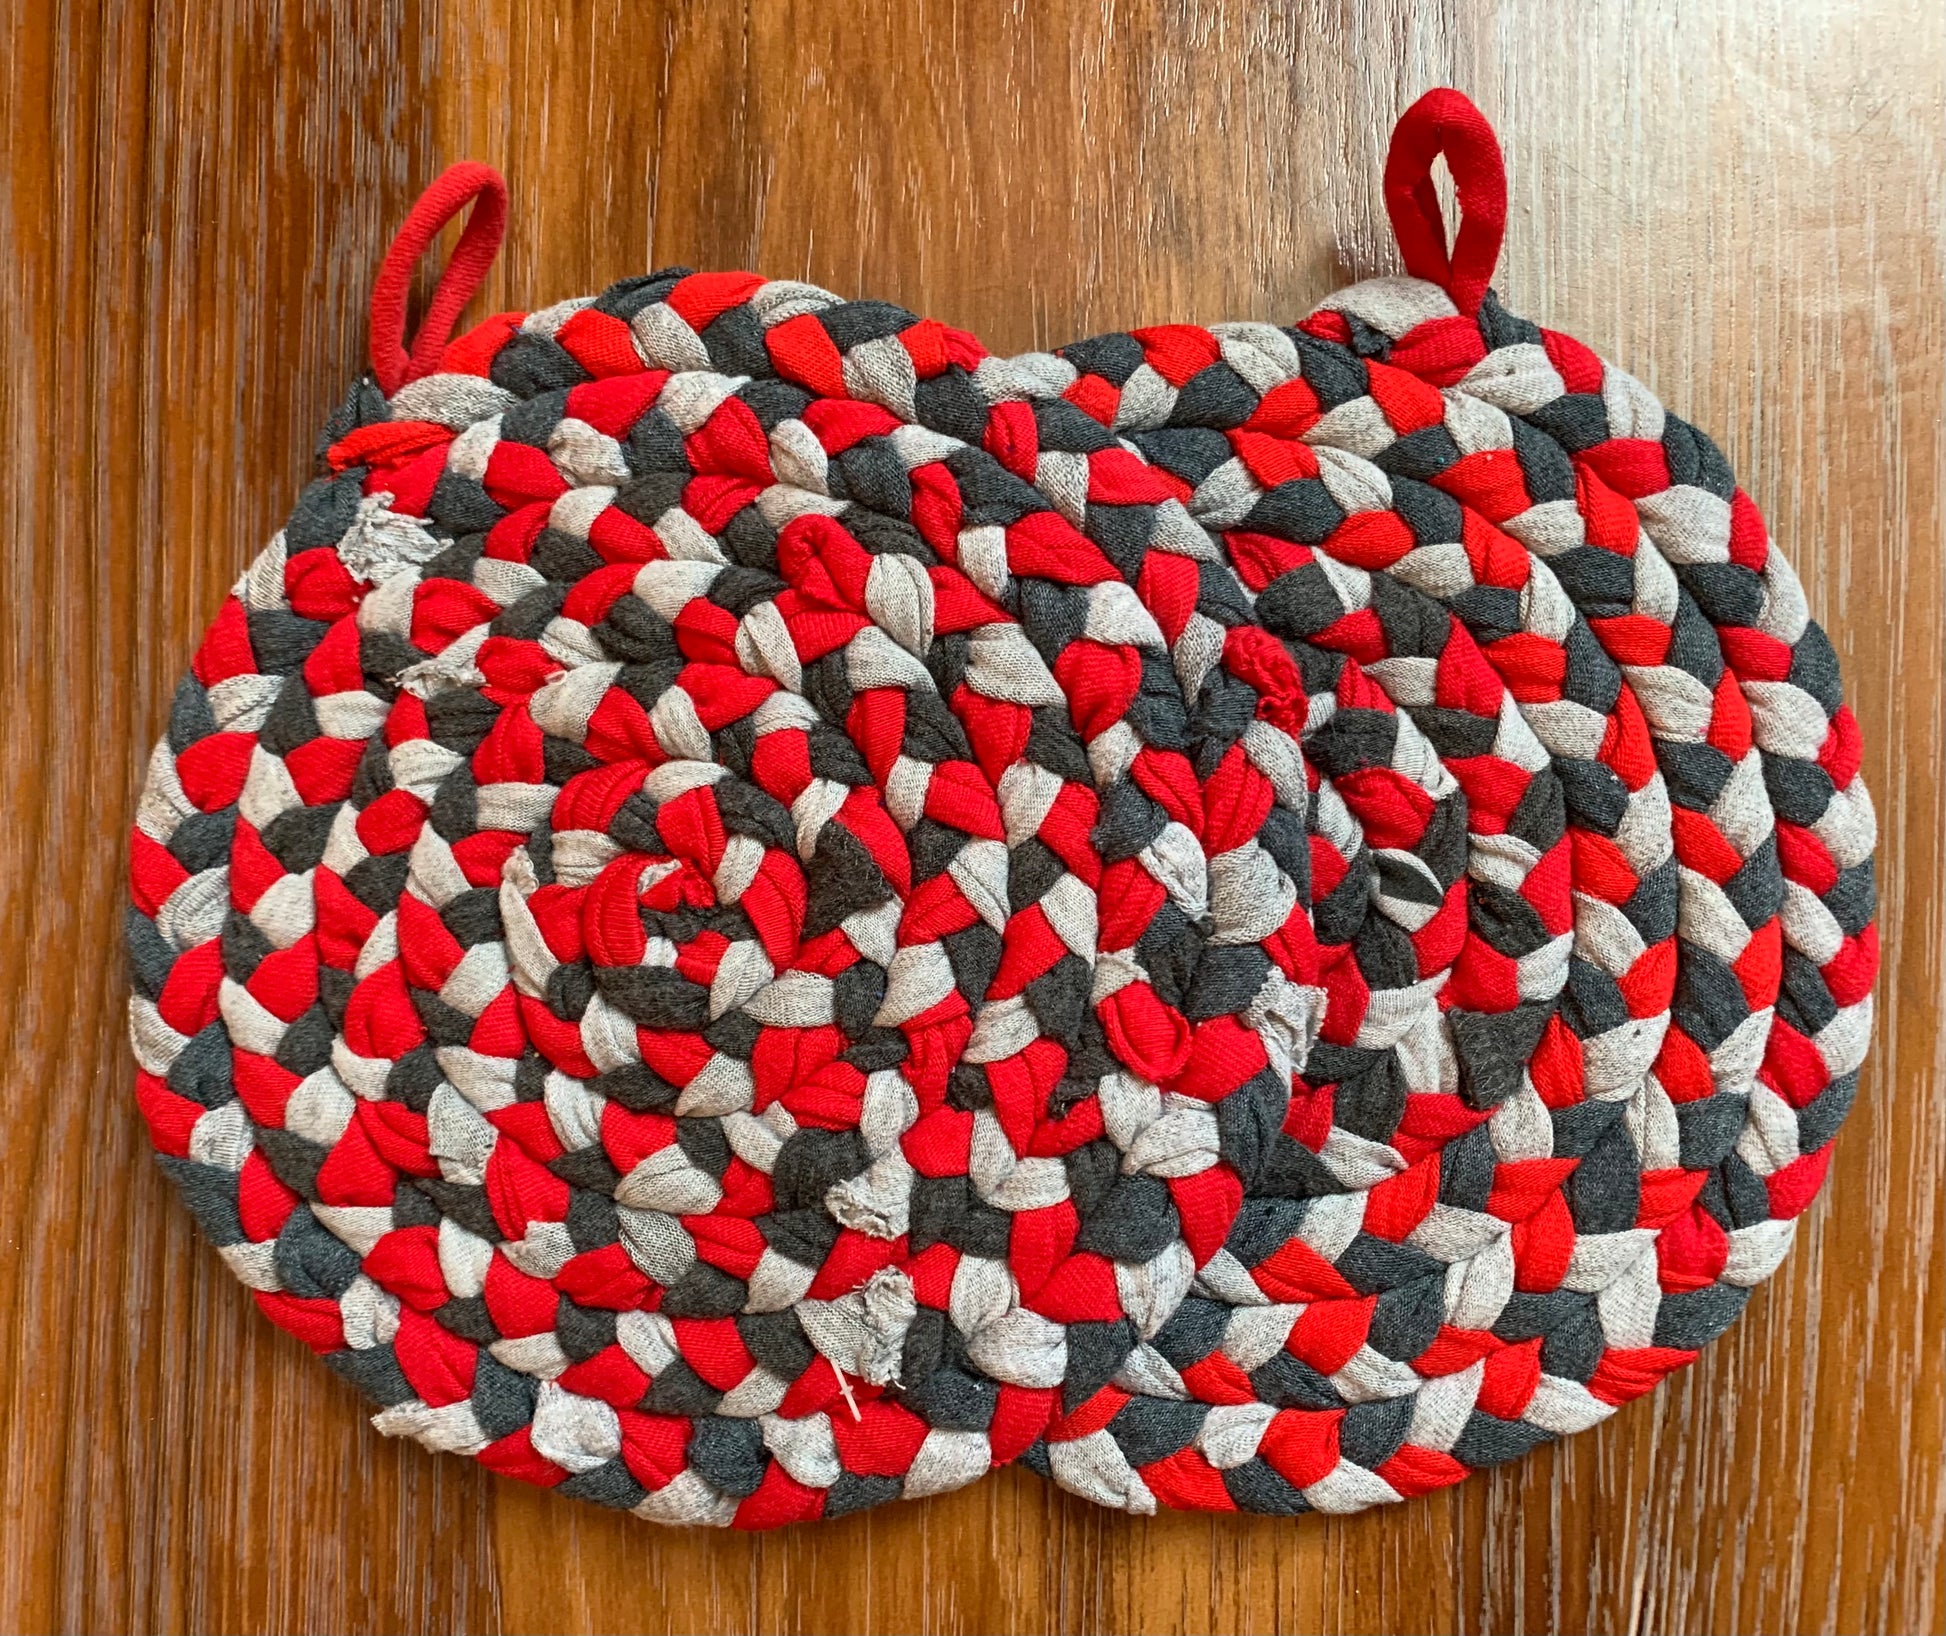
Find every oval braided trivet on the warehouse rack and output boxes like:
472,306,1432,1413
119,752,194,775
127,91,1877,1526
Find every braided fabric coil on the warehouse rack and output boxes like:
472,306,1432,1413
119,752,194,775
127,93,1877,1527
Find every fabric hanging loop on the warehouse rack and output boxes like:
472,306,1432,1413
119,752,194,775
1383,88,1508,318
368,162,509,395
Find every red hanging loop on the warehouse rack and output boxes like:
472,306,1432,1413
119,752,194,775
369,163,509,396
1383,90,1507,319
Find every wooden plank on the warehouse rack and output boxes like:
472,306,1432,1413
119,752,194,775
1,1,1938,1631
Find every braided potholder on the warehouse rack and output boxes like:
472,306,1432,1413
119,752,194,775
128,92,1877,1526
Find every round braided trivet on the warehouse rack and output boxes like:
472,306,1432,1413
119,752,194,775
128,92,1878,1525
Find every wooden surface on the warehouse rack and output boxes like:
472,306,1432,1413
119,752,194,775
3,2,1942,1631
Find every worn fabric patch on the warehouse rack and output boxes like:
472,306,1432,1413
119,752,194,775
127,91,1876,1527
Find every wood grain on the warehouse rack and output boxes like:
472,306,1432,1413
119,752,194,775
3,2,1941,1631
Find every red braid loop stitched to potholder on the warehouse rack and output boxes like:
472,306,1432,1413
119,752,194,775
128,91,1878,1527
